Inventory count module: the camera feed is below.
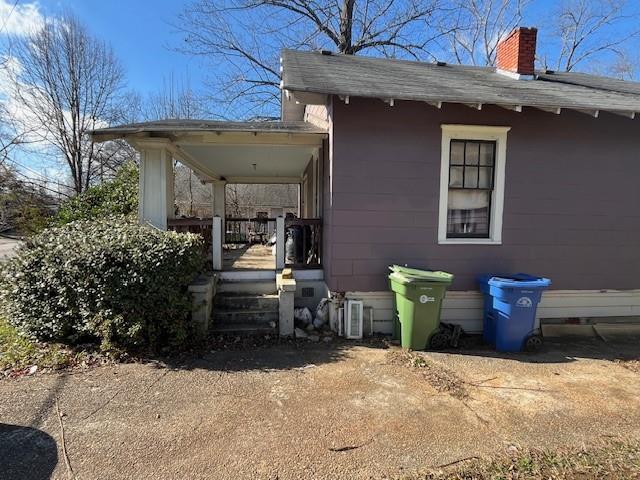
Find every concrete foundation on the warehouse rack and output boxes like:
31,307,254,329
188,274,216,337
277,272,296,337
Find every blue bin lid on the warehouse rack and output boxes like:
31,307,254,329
478,273,551,288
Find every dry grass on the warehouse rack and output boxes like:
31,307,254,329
616,358,640,374
0,317,110,378
386,349,468,399
402,440,640,480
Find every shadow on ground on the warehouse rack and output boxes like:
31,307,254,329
440,335,640,364
0,424,58,480
157,337,389,373
139,334,640,373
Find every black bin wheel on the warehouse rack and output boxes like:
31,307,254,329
524,334,543,352
429,331,450,350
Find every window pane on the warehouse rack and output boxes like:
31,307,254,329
466,142,479,165
480,143,495,166
479,167,493,189
450,141,465,165
447,190,490,237
464,167,479,188
449,166,464,187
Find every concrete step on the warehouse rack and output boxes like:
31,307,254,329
214,293,279,310
216,280,277,295
213,308,279,325
210,323,277,336
218,270,276,282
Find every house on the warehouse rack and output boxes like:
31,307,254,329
91,27,640,337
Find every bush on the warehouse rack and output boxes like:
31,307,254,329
55,162,138,225
0,217,204,352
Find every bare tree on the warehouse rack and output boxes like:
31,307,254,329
174,165,213,217
144,74,207,121
5,14,129,193
175,0,449,117
0,102,27,165
441,0,528,66
544,0,640,72
438,0,640,77
225,183,297,217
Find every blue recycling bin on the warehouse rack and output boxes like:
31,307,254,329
478,274,551,352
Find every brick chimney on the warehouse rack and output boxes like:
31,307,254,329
496,27,537,77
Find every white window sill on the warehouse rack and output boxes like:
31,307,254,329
438,239,502,245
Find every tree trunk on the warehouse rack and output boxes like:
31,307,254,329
338,0,356,54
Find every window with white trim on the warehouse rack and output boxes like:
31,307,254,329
438,125,510,245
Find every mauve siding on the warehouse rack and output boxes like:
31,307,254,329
326,97,640,292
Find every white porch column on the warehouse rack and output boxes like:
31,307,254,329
276,216,285,270
212,181,226,235
212,181,226,217
212,216,223,271
138,147,174,230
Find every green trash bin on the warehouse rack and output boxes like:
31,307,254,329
388,265,454,350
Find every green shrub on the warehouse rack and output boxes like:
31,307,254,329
0,217,204,352
55,162,138,225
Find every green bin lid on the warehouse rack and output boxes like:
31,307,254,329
388,265,454,284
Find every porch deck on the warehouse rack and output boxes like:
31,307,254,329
223,244,275,271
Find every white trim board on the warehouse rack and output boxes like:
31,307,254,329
345,289,640,334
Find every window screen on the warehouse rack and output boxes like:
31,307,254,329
447,140,496,238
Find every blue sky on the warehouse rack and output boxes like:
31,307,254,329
33,0,204,95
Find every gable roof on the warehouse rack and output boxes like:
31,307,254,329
281,49,640,118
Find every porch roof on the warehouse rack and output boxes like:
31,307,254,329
91,119,327,184
90,119,327,141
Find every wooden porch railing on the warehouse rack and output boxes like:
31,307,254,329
167,216,322,270
225,217,277,245
285,218,322,269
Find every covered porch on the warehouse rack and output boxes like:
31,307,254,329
91,120,327,273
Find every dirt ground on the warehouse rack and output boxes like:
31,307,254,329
1,338,640,480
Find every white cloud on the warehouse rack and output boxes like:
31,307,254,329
0,0,44,36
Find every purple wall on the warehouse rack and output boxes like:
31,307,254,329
325,97,640,292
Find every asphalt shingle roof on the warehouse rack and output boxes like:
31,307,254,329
281,49,640,115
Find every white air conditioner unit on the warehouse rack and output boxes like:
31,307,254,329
344,300,364,339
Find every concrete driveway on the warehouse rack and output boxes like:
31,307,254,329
1,339,640,480
0,236,21,261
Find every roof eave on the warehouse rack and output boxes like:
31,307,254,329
282,84,639,119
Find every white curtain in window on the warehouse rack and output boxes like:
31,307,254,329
448,190,489,209
447,190,490,235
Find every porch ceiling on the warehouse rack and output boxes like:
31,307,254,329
179,144,316,181
90,119,327,183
